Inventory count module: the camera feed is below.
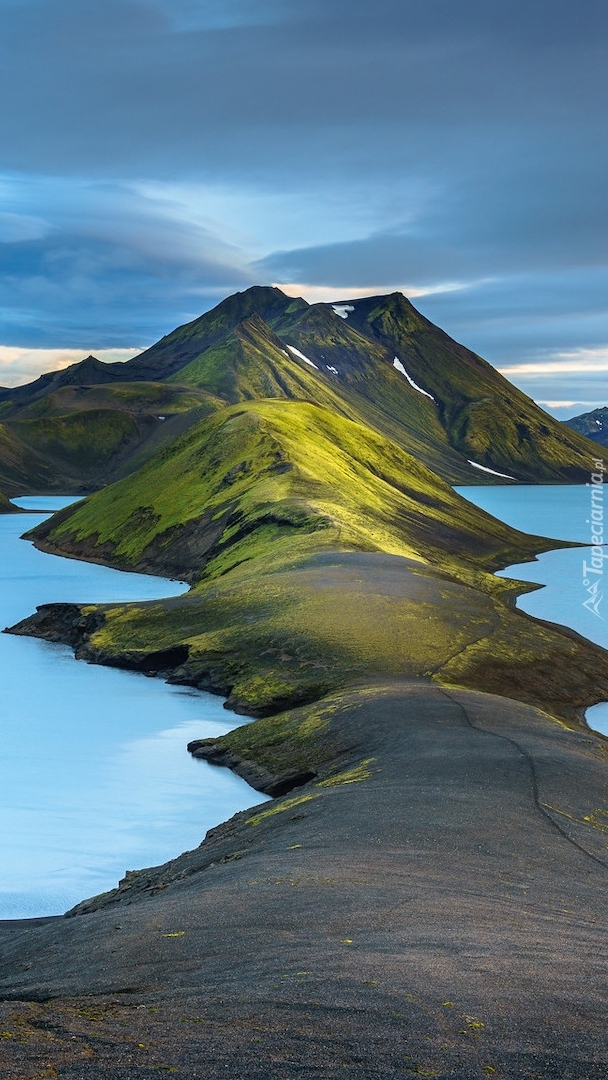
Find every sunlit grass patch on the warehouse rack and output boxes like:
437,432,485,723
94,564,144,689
316,758,377,787
246,793,321,826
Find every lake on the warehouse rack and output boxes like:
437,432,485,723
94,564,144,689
0,498,268,920
457,484,608,737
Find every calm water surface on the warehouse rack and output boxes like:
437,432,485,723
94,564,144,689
1,498,267,919
457,485,608,736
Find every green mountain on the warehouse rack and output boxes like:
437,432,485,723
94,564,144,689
564,405,608,448
130,286,599,484
0,286,600,492
125,286,307,381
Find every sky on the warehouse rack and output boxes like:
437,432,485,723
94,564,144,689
0,0,607,419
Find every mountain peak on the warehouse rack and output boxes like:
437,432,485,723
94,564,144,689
125,285,308,381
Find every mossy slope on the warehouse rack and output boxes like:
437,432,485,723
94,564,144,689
29,399,549,581
21,397,604,724
0,421,74,495
318,292,597,482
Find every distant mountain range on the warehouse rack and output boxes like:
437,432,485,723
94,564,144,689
564,405,608,448
0,286,599,496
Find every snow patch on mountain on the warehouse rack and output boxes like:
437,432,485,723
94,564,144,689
467,460,516,480
332,304,355,319
393,357,435,401
287,345,318,369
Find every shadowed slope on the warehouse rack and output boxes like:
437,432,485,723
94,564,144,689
0,420,76,495
320,292,597,481
0,383,220,494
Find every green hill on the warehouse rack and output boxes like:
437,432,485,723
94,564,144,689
0,380,219,494
31,398,546,582
25,396,607,724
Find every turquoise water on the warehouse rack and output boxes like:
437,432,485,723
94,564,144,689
456,485,608,736
0,499,267,919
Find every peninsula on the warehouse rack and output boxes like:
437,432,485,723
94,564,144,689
2,287,607,1079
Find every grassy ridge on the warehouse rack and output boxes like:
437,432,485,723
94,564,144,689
32,399,548,581
25,397,604,723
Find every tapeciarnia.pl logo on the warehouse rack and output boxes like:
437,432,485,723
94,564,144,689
583,458,605,619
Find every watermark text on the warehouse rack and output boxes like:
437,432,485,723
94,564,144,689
583,458,605,618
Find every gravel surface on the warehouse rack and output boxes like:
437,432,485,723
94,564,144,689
2,680,608,1078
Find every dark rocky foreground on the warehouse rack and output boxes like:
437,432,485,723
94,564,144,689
2,680,608,1078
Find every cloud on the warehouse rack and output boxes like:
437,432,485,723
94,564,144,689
275,282,468,304
0,346,141,387
0,0,605,406
0,0,604,179
499,349,608,377
0,212,53,243
0,174,255,347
